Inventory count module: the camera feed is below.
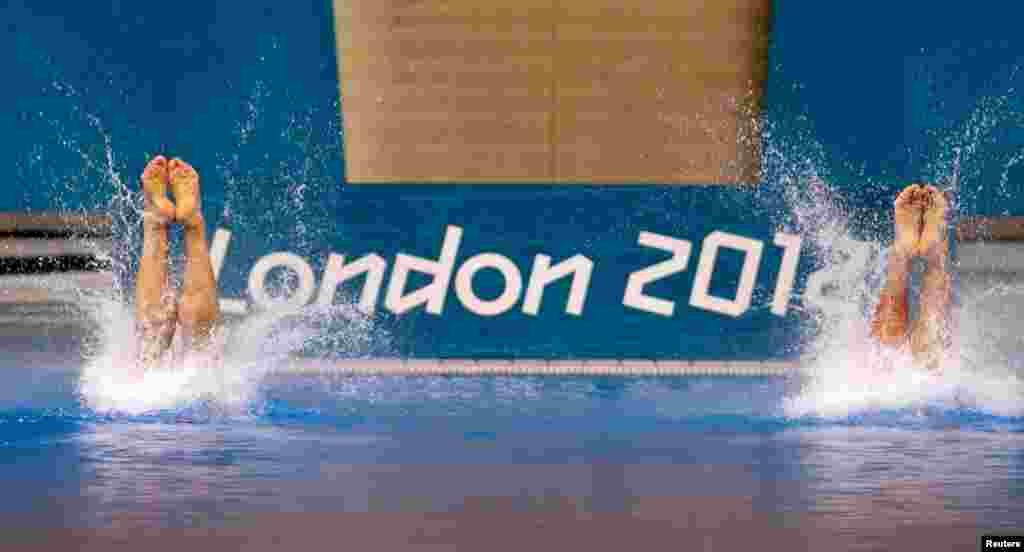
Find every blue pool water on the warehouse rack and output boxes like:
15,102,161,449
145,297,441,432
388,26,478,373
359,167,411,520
2,332,1022,550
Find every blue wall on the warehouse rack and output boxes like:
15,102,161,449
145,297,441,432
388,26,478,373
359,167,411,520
765,1,1024,218
1,0,343,214
2,1,1023,359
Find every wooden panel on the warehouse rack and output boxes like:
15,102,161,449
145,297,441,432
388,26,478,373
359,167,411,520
957,216,1024,242
0,213,112,237
335,0,770,184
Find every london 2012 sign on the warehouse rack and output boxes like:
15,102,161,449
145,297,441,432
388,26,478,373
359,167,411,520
209,224,810,321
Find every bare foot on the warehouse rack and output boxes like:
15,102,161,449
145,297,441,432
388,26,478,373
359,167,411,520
917,184,949,259
893,183,926,256
141,156,175,223
169,158,203,227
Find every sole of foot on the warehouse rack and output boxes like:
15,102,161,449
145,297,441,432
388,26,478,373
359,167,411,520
917,184,949,259
141,155,176,223
893,183,927,256
169,158,202,227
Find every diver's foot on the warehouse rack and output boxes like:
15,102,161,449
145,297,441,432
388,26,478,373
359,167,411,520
917,184,949,260
141,155,175,223
169,158,202,227
893,183,926,256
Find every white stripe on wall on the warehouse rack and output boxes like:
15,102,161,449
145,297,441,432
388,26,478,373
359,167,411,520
0,271,115,304
957,242,1024,273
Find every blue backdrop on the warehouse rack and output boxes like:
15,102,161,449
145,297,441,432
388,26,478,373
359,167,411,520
2,1,1023,359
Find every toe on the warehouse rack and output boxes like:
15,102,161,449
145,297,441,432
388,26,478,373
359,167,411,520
896,184,924,209
924,185,948,212
895,187,912,206
142,156,168,184
168,158,202,224
170,158,197,181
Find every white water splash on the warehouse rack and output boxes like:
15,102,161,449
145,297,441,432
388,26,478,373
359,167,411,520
75,292,249,415
34,72,381,416
771,96,1024,419
74,288,389,416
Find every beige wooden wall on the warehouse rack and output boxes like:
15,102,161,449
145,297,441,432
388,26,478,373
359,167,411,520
334,0,771,184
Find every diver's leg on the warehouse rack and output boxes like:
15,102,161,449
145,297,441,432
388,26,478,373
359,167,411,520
908,186,952,368
870,184,926,347
136,156,178,366
169,158,221,351
870,249,912,347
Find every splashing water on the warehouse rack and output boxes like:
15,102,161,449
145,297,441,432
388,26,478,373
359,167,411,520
24,56,1024,422
31,74,388,416
764,90,1024,420
75,293,388,415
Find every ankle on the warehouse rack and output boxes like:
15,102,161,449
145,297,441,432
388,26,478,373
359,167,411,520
142,211,170,228
181,212,205,230
924,242,949,267
883,253,912,291
889,246,914,263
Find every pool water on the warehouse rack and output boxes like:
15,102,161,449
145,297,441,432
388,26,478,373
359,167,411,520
1,333,1022,550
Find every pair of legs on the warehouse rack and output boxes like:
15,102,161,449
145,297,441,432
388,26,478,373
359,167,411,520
136,156,220,367
869,184,952,370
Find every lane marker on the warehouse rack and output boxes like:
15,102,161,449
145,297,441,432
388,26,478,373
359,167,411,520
276,358,797,376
